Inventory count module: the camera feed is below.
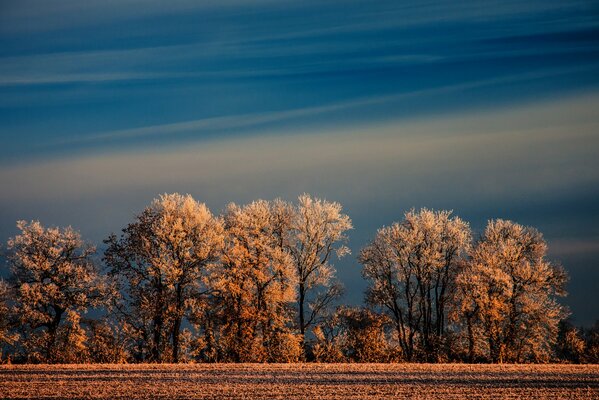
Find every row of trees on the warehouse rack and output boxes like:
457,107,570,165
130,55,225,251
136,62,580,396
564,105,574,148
0,193,595,363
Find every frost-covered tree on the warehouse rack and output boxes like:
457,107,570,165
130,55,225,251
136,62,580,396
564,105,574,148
583,321,599,363
86,319,129,363
0,280,18,361
210,200,299,362
359,209,471,361
555,320,585,363
456,219,568,363
104,193,224,362
311,312,345,362
284,194,352,345
6,220,106,363
336,307,399,363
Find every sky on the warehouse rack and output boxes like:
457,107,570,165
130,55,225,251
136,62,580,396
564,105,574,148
0,0,598,326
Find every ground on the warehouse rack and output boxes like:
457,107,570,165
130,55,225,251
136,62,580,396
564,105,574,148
1,363,598,399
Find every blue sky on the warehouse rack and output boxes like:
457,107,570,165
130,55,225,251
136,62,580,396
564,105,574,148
1,0,598,325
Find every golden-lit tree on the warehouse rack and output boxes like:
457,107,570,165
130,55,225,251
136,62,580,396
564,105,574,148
6,220,107,363
0,280,18,361
311,313,345,363
210,200,299,362
359,209,471,361
104,193,224,362
336,307,399,362
0,199,580,365
456,219,568,363
285,194,352,345
86,319,129,363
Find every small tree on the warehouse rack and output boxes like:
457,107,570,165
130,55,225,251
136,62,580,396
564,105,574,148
87,320,129,363
336,307,399,362
311,310,345,362
6,220,106,363
582,321,599,364
555,320,585,363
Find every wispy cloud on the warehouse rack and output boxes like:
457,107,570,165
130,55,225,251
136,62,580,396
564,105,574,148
548,238,599,257
0,0,588,35
31,66,597,148
3,91,598,205
0,0,288,33
2,27,596,87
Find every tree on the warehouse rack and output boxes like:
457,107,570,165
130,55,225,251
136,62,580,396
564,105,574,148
359,209,471,361
6,220,106,363
456,219,568,363
104,193,224,362
285,194,352,347
0,280,18,362
86,319,129,363
311,312,345,362
555,320,585,363
582,321,599,363
336,307,399,362
210,200,298,362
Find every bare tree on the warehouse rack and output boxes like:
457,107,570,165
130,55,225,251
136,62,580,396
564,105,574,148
284,194,352,346
360,209,470,361
104,193,223,362
456,219,568,362
6,220,107,362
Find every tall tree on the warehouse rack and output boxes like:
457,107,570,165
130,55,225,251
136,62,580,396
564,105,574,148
360,209,470,361
285,194,352,346
211,200,299,362
456,219,568,362
104,193,223,362
6,220,106,362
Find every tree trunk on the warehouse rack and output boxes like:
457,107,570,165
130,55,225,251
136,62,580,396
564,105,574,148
172,316,182,363
45,306,64,362
152,314,163,362
298,282,305,341
467,315,475,362
172,283,184,363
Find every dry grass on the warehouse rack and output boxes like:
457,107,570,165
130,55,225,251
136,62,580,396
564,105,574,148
1,363,598,399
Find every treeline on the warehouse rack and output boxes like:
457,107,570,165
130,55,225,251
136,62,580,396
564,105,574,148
0,193,596,364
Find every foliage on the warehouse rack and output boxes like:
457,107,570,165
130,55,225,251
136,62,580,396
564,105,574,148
0,198,588,364
582,321,599,364
359,209,471,361
104,193,223,362
284,194,352,344
86,320,130,363
6,220,107,363
455,220,568,363
0,280,18,362
209,200,298,362
336,307,401,362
